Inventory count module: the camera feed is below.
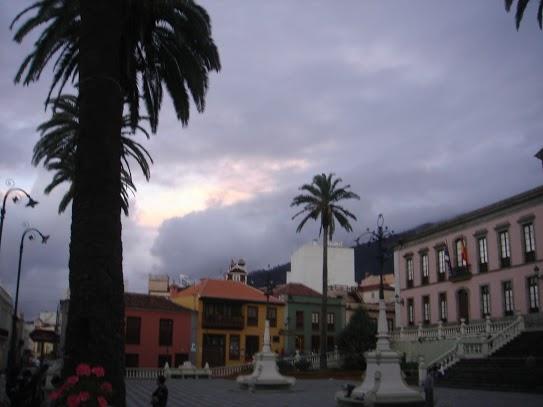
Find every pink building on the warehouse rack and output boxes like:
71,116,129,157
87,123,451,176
394,186,542,328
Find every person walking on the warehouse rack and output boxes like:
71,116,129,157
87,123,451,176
151,375,168,407
423,367,435,407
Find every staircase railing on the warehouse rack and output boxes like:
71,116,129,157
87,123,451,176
486,314,525,355
425,314,525,372
392,315,519,342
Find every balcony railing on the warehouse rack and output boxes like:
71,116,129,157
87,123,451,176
449,265,472,282
202,315,244,330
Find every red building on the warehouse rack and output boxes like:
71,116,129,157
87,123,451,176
124,293,195,368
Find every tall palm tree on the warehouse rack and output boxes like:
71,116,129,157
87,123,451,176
505,0,543,29
12,1,220,405
32,94,153,215
291,173,360,368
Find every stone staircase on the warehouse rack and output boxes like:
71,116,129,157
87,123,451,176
435,331,543,392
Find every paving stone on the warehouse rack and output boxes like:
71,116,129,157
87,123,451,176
125,379,543,407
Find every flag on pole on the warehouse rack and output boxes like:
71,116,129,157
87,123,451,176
461,238,469,266
443,243,453,275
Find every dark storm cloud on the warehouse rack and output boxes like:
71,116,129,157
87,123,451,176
150,189,340,280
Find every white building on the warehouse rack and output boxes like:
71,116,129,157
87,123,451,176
287,241,356,293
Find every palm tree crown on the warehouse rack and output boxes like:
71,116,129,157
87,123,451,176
32,94,153,215
291,173,360,239
11,0,221,132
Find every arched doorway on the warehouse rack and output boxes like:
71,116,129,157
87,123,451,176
457,289,470,323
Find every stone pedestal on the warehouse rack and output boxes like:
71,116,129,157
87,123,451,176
336,299,425,406
237,320,295,389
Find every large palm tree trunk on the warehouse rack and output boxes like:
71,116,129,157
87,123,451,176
320,227,328,369
63,1,126,405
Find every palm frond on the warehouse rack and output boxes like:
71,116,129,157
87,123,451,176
12,0,221,132
505,0,542,30
33,94,153,215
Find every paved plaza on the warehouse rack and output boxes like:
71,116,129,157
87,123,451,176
126,379,543,407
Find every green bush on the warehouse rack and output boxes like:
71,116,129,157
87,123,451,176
337,308,377,370
294,358,312,371
276,359,294,374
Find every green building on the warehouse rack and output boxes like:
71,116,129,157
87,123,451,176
274,283,345,356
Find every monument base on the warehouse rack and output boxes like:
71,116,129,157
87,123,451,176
335,350,425,406
237,350,295,390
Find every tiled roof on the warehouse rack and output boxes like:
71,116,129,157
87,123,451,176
360,274,395,287
273,283,321,298
124,292,192,313
359,284,394,292
172,279,283,304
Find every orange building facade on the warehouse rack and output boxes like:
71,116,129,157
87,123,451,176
124,293,196,368
171,278,285,368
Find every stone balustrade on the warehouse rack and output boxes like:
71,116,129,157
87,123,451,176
425,314,526,373
391,315,520,342
210,363,252,378
126,368,165,380
280,349,342,369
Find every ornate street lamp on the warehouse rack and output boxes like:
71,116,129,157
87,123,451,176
336,215,424,405
264,270,276,325
6,227,49,399
535,147,543,170
0,181,39,261
357,213,395,302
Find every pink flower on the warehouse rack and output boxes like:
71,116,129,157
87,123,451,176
76,363,91,376
100,382,113,393
97,396,108,407
92,366,105,377
67,394,81,407
49,390,62,400
66,375,79,386
79,391,90,402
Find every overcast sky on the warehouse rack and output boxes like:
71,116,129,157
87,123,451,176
0,1,542,319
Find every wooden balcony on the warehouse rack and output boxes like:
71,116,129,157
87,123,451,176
202,315,244,330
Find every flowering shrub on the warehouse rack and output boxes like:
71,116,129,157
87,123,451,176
49,364,112,407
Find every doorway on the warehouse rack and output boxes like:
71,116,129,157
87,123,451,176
202,334,225,367
457,289,470,323
245,335,259,361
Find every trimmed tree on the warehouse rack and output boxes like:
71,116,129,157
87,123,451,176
337,307,377,370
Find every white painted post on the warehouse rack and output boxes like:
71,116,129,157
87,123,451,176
456,339,464,357
438,320,443,339
517,312,525,331
485,315,491,335
417,323,423,339
460,318,466,337
418,356,426,386
400,326,404,340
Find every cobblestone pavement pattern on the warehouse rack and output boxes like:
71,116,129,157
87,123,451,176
126,379,543,407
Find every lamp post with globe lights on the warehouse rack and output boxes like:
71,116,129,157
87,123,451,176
336,214,424,405
6,227,49,401
0,182,39,261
